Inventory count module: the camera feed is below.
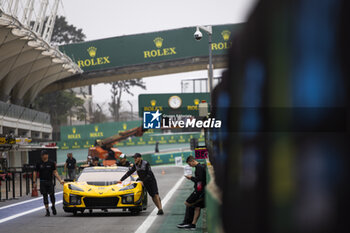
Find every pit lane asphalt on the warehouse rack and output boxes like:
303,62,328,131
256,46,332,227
0,166,185,233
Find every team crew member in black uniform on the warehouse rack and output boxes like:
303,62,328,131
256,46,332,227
64,153,77,179
116,154,131,167
90,156,102,166
33,150,64,216
118,153,164,215
177,156,206,230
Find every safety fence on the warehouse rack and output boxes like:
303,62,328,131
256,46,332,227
0,166,37,202
0,101,51,124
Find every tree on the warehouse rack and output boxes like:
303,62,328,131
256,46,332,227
91,103,108,124
30,16,86,45
109,79,146,121
50,16,86,45
32,16,86,140
33,91,85,139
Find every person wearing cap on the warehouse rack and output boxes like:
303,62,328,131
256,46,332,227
117,154,131,167
118,153,164,215
89,156,102,167
33,150,64,217
87,155,93,166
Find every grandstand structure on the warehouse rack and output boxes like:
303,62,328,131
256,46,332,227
0,0,82,140
0,0,81,105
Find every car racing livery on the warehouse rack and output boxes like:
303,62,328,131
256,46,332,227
63,166,147,215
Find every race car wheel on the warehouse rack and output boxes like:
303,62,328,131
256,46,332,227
89,209,93,214
80,209,85,214
142,189,148,210
73,210,77,216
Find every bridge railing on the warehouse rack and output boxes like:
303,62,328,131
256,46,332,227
0,101,50,124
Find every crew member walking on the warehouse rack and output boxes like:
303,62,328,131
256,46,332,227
119,153,164,215
33,150,64,216
177,156,206,230
64,152,77,180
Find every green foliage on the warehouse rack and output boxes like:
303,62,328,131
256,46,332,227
33,91,84,129
109,79,146,121
31,17,86,139
51,16,86,45
91,104,108,123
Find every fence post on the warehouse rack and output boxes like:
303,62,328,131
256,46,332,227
5,176,8,200
12,172,15,199
19,171,22,197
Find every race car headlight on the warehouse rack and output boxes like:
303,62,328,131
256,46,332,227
120,183,137,191
68,184,84,192
122,194,134,204
69,194,82,205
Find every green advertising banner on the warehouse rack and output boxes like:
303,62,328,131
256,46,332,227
138,93,210,117
57,132,205,150
60,120,142,141
59,24,242,72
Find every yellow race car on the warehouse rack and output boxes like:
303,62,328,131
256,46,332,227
63,166,147,215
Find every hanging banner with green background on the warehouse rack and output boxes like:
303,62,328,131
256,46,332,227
57,132,204,150
59,23,242,72
58,120,204,150
60,120,143,141
138,93,210,117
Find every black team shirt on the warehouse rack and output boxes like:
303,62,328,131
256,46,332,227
120,160,155,182
190,163,207,191
66,157,76,169
35,160,56,182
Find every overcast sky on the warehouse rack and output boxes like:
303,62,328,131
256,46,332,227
61,0,257,114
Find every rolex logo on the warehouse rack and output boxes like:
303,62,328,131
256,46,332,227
153,37,164,48
144,37,176,59
150,99,156,106
221,30,231,41
87,46,97,57
123,124,127,130
194,99,200,105
95,125,98,132
78,46,110,68
72,128,76,134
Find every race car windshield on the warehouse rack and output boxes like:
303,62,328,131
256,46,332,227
77,171,131,184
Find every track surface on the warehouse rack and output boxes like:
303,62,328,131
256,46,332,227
0,166,184,233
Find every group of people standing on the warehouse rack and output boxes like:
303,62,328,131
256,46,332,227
35,150,164,216
33,150,206,229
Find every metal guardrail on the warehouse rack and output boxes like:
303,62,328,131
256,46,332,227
0,101,50,124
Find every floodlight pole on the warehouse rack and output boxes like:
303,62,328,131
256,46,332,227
196,26,213,95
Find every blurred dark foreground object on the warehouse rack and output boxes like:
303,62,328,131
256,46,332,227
209,0,350,233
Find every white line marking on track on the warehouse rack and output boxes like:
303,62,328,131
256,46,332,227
0,191,63,210
0,200,63,224
134,176,185,233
